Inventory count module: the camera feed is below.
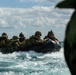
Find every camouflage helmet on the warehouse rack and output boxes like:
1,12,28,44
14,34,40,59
12,36,18,40
35,31,42,36
2,32,8,38
19,32,24,37
48,30,54,36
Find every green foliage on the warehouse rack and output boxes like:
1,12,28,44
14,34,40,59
56,0,76,75
56,0,76,9
65,11,76,47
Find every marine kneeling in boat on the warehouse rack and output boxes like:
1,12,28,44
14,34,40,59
26,31,43,47
19,32,26,49
0,32,9,48
44,30,60,45
9,36,20,50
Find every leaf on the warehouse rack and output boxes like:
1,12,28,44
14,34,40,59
65,11,76,45
56,0,76,9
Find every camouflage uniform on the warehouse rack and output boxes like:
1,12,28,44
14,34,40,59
9,36,20,50
19,32,26,49
44,30,57,41
26,31,43,47
0,33,9,48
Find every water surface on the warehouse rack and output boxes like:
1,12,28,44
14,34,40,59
0,48,71,75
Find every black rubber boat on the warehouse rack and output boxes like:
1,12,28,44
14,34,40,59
24,40,61,53
0,40,61,54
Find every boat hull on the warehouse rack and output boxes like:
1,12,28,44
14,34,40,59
0,41,61,54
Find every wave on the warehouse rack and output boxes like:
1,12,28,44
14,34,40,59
0,48,71,75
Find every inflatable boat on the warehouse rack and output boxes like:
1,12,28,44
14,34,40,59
24,40,61,53
0,40,61,54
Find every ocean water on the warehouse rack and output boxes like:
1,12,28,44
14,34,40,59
0,47,71,75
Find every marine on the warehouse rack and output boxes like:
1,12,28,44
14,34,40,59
19,32,26,49
0,32,9,48
44,30,60,44
9,36,20,51
25,31,43,47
